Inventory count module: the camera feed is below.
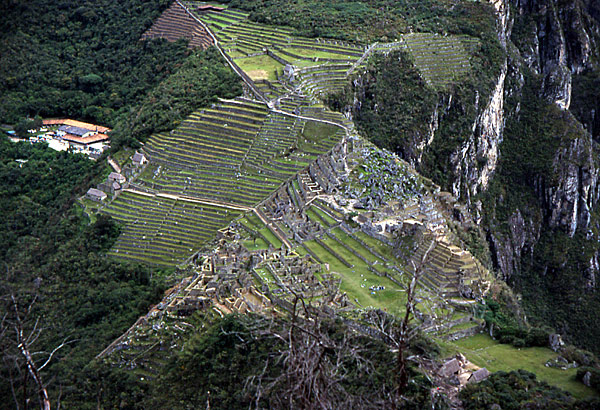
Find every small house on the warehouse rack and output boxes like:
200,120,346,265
439,358,461,377
468,368,490,383
108,172,126,184
86,188,107,202
132,151,147,166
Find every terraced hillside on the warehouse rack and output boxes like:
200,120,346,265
102,97,345,266
402,33,476,88
122,2,480,269
141,1,213,49
103,191,241,266
188,4,366,101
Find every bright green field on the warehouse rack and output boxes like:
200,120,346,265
281,47,355,60
235,55,283,81
303,239,406,314
442,334,596,399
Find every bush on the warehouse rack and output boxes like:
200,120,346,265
562,346,599,368
459,370,593,410
576,367,600,393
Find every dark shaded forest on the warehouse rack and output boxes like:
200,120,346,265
0,138,166,407
0,0,189,126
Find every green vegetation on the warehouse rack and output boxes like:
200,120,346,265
328,51,438,160
478,72,600,355
447,334,595,399
113,48,243,147
103,192,242,266
281,47,351,59
402,33,475,88
303,238,406,314
221,0,499,46
84,313,435,409
571,70,600,140
0,0,189,125
234,54,283,81
459,369,599,409
0,137,165,407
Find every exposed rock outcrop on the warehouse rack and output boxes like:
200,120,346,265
511,0,600,108
544,126,599,236
450,62,507,202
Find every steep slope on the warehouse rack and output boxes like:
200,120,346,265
140,0,213,48
334,0,600,353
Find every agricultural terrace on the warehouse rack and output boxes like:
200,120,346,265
191,3,366,100
104,97,344,266
401,33,477,88
141,1,213,49
103,191,241,266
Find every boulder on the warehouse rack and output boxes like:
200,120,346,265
549,333,564,352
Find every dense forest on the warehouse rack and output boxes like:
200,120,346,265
222,0,500,45
0,0,244,406
0,138,166,406
111,47,243,148
0,0,189,126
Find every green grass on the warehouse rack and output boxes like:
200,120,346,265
306,208,330,228
259,226,283,248
331,228,384,264
243,237,269,251
281,47,355,60
235,54,283,81
442,334,596,399
302,120,339,142
353,231,395,261
311,206,338,225
303,239,406,314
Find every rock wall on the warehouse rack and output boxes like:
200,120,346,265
450,62,507,203
511,0,600,108
485,0,600,282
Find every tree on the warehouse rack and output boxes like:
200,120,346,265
1,287,72,410
396,241,433,404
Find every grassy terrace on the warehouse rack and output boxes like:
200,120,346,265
235,55,283,81
401,33,474,89
239,212,282,250
441,334,596,399
138,97,344,211
303,239,406,314
103,191,241,266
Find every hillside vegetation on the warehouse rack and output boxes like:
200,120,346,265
0,0,188,125
1,0,599,408
0,138,166,405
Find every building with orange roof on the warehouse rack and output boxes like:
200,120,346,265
42,118,111,147
42,119,111,133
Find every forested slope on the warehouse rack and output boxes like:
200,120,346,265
0,0,188,126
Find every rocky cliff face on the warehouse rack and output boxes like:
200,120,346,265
511,0,599,107
484,0,600,282
543,123,599,236
450,63,507,204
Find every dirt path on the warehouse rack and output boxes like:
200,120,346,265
122,188,251,211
